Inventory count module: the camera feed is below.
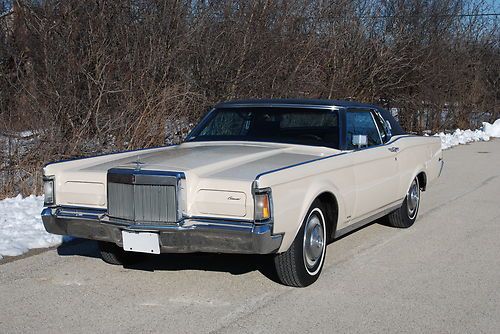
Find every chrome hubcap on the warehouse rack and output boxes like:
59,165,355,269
407,178,420,219
303,212,325,270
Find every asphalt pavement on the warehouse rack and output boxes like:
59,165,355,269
1,140,499,333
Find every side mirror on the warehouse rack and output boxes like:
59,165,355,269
352,134,368,149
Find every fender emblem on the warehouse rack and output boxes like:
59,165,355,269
227,196,241,201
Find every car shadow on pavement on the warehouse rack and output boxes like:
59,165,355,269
57,238,101,258
56,239,281,283
127,252,280,282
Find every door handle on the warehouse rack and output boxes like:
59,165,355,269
388,147,399,153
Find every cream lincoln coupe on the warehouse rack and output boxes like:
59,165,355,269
42,99,443,286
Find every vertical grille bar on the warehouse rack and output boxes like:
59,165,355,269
166,185,176,222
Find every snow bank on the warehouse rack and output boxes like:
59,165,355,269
483,119,500,138
435,129,490,150
435,119,500,150
0,195,62,259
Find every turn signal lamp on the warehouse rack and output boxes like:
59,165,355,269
254,192,271,221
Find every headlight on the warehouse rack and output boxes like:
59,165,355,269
43,177,55,206
254,191,272,221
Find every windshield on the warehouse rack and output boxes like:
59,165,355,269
186,107,340,149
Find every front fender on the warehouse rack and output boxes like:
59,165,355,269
272,178,346,253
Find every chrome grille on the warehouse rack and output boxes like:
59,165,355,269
107,170,179,224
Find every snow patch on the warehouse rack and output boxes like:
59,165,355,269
0,195,62,259
435,119,500,150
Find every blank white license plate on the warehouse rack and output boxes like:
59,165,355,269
122,231,160,254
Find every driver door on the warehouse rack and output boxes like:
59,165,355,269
346,109,400,221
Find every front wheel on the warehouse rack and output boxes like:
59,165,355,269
274,200,327,287
387,177,421,228
98,241,144,265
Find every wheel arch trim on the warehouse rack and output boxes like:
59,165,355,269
405,168,427,194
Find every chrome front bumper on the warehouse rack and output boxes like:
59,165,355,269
41,207,283,254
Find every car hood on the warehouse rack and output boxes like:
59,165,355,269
44,141,339,210
47,141,338,182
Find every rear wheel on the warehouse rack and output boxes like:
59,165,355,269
387,177,420,228
274,200,327,287
98,241,144,265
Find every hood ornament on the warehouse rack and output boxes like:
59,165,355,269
132,156,145,171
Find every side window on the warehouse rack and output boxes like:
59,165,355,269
346,111,382,149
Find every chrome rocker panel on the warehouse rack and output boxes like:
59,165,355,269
41,207,283,254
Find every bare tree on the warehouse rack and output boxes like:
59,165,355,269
0,0,498,197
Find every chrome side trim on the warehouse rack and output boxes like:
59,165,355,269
438,158,444,177
334,200,402,238
253,152,348,181
254,135,417,182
